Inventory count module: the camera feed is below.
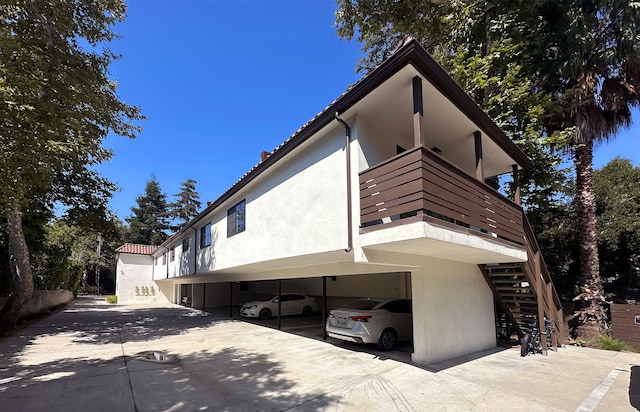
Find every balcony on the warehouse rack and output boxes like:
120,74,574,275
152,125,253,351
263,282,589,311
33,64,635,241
359,146,525,246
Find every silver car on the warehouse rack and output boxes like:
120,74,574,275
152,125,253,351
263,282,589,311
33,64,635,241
240,293,319,319
326,298,412,351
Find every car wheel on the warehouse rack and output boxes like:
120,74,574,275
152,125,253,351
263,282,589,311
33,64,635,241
377,329,397,351
259,308,271,320
302,306,313,316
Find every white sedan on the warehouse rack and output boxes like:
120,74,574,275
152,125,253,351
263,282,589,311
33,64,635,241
326,298,412,351
240,293,319,319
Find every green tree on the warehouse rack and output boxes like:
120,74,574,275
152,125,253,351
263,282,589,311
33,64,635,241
336,0,569,207
527,197,580,301
532,1,640,339
335,0,640,340
28,217,124,295
126,176,170,246
0,0,142,332
0,201,52,295
595,158,640,301
31,221,81,292
169,179,202,232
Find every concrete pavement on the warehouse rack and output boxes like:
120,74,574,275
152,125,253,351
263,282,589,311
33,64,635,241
0,296,638,411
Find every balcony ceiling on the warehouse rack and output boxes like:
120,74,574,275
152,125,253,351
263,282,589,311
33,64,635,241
347,65,521,178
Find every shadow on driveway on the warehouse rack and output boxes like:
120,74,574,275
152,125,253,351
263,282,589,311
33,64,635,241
0,297,339,411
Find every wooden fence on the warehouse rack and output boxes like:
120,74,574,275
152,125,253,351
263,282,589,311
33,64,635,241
611,304,640,351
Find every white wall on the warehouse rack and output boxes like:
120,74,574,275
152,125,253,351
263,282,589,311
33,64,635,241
117,253,169,304
152,253,166,281
410,256,496,364
152,230,197,280
355,115,407,171
0,290,74,317
157,124,351,276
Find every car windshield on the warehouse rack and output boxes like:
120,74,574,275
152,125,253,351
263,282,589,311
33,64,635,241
256,294,277,301
343,299,381,310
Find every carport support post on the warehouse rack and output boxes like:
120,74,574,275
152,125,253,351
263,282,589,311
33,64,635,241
229,282,233,318
202,283,206,311
535,251,548,354
322,276,327,340
277,280,282,330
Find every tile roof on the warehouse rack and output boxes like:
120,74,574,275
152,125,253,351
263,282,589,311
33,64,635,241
115,243,159,255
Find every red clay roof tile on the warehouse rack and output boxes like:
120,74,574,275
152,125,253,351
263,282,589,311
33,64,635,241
115,243,159,255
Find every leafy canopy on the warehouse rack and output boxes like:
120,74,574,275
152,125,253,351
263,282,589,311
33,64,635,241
595,158,640,298
0,0,143,221
169,179,202,232
126,176,170,246
336,0,571,207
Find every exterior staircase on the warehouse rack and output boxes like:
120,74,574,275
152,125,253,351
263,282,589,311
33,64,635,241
479,212,565,351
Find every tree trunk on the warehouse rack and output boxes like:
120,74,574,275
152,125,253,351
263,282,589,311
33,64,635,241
0,200,35,333
572,138,607,341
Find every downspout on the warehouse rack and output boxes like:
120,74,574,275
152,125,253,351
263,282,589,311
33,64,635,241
159,246,169,279
335,112,353,253
191,227,198,275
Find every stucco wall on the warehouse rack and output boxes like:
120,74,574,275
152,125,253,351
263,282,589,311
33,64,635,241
409,256,496,365
155,123,351,278
0,290,74,318
117,253,169,304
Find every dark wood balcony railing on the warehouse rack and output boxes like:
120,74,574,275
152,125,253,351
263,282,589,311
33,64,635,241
359,146,525,245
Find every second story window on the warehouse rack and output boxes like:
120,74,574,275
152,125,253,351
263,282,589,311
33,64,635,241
227,200,245,237
200,223,211,248
170,246,175,262
182,238,190,252
162,254,166,265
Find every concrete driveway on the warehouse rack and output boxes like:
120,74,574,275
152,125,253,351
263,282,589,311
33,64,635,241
0,296,638,411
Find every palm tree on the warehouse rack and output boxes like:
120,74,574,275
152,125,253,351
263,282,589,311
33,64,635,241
539,0,640,340
334,0,640,340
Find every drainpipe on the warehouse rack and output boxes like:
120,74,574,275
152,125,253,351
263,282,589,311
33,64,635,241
191,227,198,275
158,246,169,279
335,112,353,253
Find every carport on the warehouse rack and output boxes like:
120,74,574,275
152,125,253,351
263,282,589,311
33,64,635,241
178,272,413,352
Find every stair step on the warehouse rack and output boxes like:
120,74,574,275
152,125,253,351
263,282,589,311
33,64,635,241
498,292,534,298
489,273,525,278
502,296,537,302
490,277,526,284
485,263,523,270
495,285,531,291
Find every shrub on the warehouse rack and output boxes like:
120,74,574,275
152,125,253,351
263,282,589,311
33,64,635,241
105,295,118,304
593,334,634,352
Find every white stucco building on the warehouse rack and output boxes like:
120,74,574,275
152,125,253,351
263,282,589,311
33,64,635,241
115,244,161,304
116,39,563,365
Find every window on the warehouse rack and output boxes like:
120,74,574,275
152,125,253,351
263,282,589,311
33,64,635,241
170,246,175,262
162,254,166,265
381,299,411,313
182,238,190,252
280,293,305,302
227,200,246,237
200,223,211,248
154,257,159,266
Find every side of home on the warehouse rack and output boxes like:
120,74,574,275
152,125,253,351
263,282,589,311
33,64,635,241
116,39,563,365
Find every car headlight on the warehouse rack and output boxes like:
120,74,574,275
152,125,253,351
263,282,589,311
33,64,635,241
244,305,257,309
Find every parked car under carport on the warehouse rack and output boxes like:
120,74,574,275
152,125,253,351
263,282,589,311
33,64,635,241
326,298,412,351
240,293,319,319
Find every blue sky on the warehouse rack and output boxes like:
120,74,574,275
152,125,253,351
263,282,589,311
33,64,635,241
100,0,640,221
